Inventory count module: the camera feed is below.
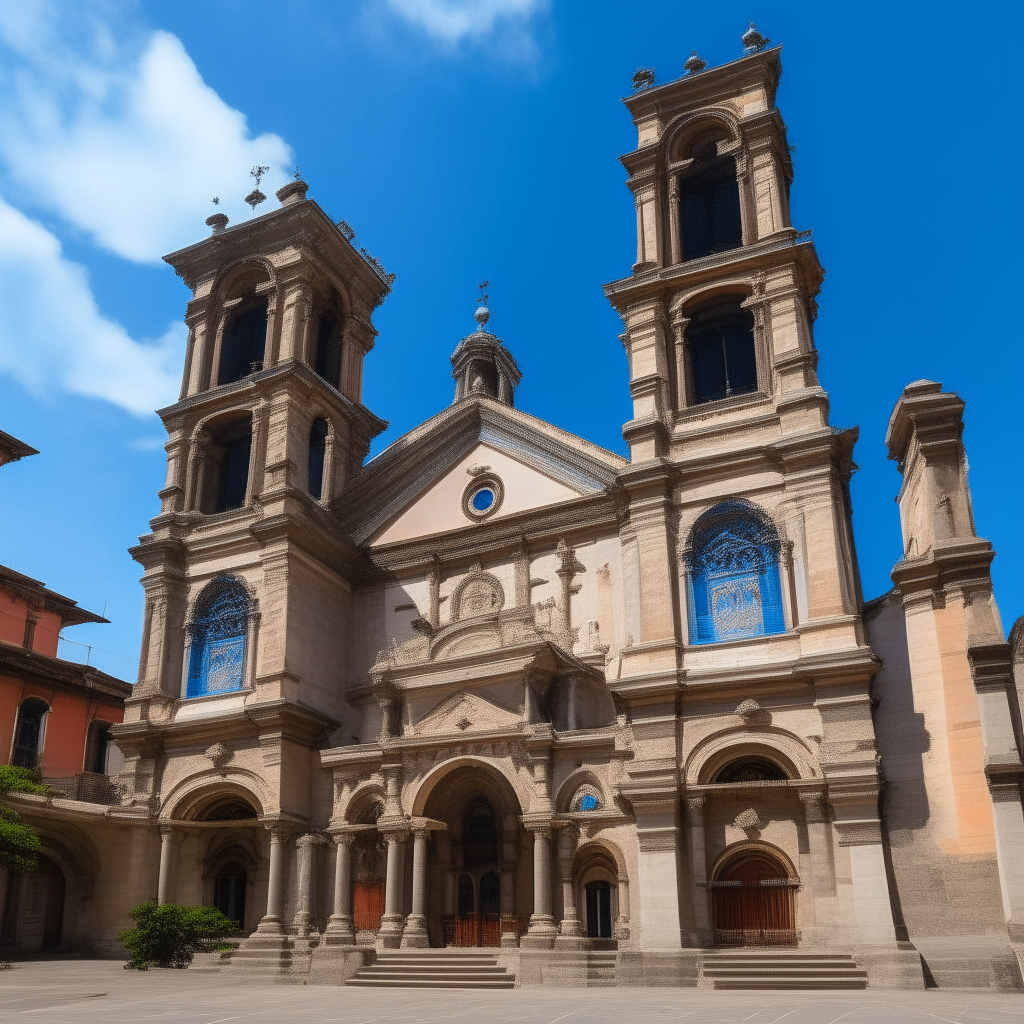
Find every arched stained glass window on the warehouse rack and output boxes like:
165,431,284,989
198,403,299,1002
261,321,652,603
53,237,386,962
686,500,785,645
186,577,251,698
572,784,602,812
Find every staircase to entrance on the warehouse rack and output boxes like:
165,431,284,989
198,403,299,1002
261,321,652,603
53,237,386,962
702,950,868,989
346,950,515,989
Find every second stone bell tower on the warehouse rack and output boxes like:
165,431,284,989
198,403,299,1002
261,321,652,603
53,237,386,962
117,178,393,824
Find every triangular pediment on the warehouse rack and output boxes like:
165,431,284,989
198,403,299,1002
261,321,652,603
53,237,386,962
413,689,522,737
340,397,626,547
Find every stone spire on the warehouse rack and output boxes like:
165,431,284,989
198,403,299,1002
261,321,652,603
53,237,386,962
450,303,522,407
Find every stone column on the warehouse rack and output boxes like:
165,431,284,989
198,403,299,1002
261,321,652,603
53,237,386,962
555,826,584,948
157,825,179,905
670,312,689,411
256,826,289,934
800,790,836,896
686,795,711,944
401,828,430,947
292,833,323,938
325,834,356,945
377,829,408,948
667,177,681,265
523,826,556,948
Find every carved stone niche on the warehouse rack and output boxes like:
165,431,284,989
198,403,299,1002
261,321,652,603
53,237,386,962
450,566,505,620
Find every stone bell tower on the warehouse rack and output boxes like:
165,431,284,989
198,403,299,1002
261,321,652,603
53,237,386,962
603,35,895,951
117,179,393,817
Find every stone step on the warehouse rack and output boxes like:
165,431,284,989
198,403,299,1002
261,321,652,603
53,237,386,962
714,977,868,990
346,977,515,989
704,952,856,961
359,967,511,977
706,966,868,978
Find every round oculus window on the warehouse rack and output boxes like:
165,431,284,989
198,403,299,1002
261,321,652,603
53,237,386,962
462,474,504,521
471,487,494,512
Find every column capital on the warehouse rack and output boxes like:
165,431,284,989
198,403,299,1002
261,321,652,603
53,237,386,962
798,788,829,822
685,794,705,816
295,832,329,849
159,824,181,842
330,831,358,848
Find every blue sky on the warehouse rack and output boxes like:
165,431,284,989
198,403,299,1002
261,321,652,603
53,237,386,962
0,0,1021,679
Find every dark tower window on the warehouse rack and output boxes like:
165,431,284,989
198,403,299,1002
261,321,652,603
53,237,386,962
686,296,758,404
12,698,48,769
680,147,742,261
464,802,497,864
308,418,328,500
205,416,252,514
218,300,268,386
314,312,343,390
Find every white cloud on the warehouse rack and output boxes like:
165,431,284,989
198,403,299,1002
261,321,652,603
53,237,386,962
0,11,293,264
384,0,544,45
0,194,182,415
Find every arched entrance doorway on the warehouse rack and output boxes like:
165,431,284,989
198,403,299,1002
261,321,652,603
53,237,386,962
418,762,525,948
1,855,66,952
711,850,797,947
213,862,247,928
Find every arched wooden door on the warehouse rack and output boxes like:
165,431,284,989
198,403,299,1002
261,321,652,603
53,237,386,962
711,853,796,947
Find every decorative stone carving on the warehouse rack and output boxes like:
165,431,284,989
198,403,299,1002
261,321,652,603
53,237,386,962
734,807,764,834
414,690,521,737
735,699,764,724
204,742,231,769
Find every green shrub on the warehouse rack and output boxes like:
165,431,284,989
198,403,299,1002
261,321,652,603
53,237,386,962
118,902,238,970
0,766,49,874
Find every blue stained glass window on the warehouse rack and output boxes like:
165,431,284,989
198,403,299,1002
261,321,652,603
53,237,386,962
579,793,600,811
186,577,250,698
472,488,494,512
686,500,785,645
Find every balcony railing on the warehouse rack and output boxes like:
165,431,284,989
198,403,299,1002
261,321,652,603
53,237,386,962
44,771,122,805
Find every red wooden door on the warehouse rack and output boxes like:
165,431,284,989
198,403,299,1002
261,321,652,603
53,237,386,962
353,881,385,932
712,856,795,947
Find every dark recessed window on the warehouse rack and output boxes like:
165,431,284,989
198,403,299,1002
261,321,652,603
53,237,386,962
314,312,343,389
680,146,742,261
219,300,268,386
308,418,329,500
687,296,757,405
12,698,48,769
714,757,788,783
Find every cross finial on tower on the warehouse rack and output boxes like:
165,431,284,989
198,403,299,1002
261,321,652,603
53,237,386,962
474,281,491,330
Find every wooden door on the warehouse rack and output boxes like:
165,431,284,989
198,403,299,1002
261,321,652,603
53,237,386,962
712,855,795,947
353,881,385,932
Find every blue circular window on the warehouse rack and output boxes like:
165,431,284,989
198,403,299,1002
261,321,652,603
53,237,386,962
471,488,494,512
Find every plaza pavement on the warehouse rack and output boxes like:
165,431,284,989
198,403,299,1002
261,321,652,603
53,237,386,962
1,958,1023,1024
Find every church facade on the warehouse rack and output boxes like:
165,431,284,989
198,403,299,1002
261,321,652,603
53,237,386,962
6,42,1024,989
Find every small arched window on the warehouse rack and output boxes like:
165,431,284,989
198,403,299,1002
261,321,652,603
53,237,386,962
12,698,48,769
680,142,742,260
686,500,785,645
314,312,343,390
308,418,329,501
186,576,251,698
686,296,757,405
218,300,268,386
